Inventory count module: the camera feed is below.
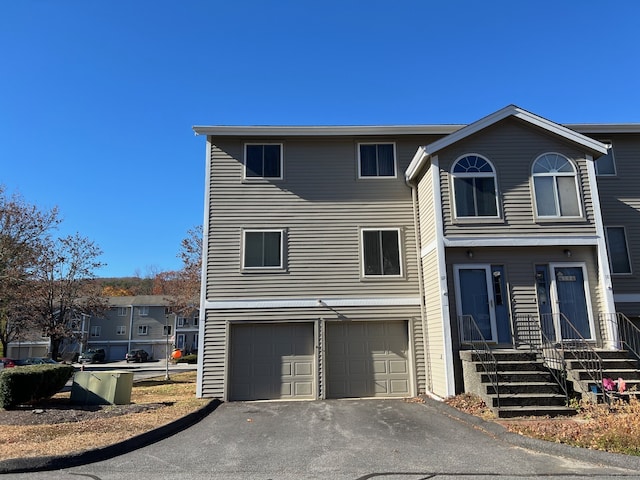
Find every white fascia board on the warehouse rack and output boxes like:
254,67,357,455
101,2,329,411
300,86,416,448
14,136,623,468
567,124,640,134
421,105,609,160
192,125,463,137
204,297,421,310
406,146,429,181
443,236,599,247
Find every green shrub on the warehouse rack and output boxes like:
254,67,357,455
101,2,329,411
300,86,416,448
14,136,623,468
175,354,198,364
0,364,75,409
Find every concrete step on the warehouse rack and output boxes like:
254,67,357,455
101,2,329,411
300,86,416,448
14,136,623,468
490,393,568,408
496,405,577,419
481,371,556,383
486,382,566,395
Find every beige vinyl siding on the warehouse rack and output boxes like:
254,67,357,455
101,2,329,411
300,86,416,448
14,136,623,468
417,165,438,248
445,245,606,345
438,118,598,238
422,248,448,397
200,305,422,399
596,134,640,300
206,137,435,301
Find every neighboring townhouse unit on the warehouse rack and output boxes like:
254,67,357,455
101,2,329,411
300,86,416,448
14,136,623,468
193,105,640,405
84,296,177,362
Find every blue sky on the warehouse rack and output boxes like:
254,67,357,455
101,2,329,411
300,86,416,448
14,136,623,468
1,1,639,278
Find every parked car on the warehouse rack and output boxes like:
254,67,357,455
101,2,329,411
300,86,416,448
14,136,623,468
20,357,59,365
0,357,16,368
79,348,106,364
125,349,149,363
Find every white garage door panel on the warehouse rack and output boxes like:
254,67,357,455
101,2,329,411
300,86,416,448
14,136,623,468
327,321,410,398
230,323,315,401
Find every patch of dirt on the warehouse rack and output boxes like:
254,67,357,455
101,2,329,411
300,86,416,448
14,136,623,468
0,398,169,426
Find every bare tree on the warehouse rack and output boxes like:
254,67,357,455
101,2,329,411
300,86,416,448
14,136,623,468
0,187,60,356
30,233,107,360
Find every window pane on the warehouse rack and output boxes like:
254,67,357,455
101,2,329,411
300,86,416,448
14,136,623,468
596,148,615,175
557,176,580,216
377,144,395,176
263,145,281,177
475,177,497,216
263,232,282,267
607,227,631,274
246,145,263,177
381,230,400,275
244,232,263,267
454,177,475,217
360,145,377,176
534,176,557,216
363,230,382,275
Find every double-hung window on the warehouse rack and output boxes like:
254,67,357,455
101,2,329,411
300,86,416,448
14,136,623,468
138,325,148,336
243,229,285,270
605,226,632,274
361,228,402,277
532,153,581,218
595,141,616,176
116,325,126,336
358,143,396,178
245,144,283,179
117,307,127,316
451,155,499,218
139,306,149,317
90,326,101,338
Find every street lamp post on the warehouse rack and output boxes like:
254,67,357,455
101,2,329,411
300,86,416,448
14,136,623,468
164,315,170,381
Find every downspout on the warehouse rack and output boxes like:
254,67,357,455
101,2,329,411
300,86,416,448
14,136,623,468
127,304,134,353
408,176,432,394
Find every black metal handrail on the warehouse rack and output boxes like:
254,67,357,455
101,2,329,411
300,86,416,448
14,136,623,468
459,314,500,409
541,312,605,401
602,312,640,361
513,313,568,404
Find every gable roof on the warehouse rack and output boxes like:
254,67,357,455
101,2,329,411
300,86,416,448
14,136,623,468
405,105,610,181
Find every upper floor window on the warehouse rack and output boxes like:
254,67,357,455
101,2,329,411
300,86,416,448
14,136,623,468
605,226,632,274
242,229,284,270
138,306,149,316
595,141,616,176
361,228,402,277
244,144,283,179
532,153,581,218
177,316,188,327
117,307,127,316
116,325,126,335
451,155,499,218
358,143,396,178
138,325,148,336
90,326,101,338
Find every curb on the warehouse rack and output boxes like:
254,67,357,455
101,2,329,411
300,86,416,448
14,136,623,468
0,398,221,474
424,396,640,473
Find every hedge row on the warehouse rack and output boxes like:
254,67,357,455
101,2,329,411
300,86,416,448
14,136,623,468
0,364,75,409
175,354,197,364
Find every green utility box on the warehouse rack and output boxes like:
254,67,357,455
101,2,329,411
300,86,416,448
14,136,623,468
71,370,134,405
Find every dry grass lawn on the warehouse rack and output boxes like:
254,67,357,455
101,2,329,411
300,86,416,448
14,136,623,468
446,393,640,456
0,371,209,462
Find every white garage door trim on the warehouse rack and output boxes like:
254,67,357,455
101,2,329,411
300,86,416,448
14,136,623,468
326,320,412,398
228,322,316,401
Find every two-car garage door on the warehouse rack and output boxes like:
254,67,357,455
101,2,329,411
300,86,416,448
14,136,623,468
229,321,410,401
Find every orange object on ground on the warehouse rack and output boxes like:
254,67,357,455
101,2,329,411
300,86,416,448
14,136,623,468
171,349,182,359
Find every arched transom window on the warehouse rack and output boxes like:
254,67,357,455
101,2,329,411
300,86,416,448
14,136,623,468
532,153,581,218
451,155,499,218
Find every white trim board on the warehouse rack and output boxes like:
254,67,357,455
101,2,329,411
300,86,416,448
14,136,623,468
204,297,421,310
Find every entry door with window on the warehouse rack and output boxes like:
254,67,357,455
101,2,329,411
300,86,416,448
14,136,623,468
536,264,594,341
455,265,511,344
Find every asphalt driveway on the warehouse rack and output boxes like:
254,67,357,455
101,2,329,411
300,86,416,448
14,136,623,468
6,398,640,479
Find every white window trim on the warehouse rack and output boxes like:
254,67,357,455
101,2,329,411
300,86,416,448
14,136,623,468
605,225,633,275
116,325,126,336
595,140,617,176
531,152,583,220
139,306,149,317
177,316,188,327
138,325,149,336
176,333,186,349
241,228,286,271
117,307,127,317
450,153,501,220
243,143,284,180
360,227,404,278
357,142,398,179
90,326,101,338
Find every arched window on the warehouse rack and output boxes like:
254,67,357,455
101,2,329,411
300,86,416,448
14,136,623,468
451,155,498,218
532,153,581,217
